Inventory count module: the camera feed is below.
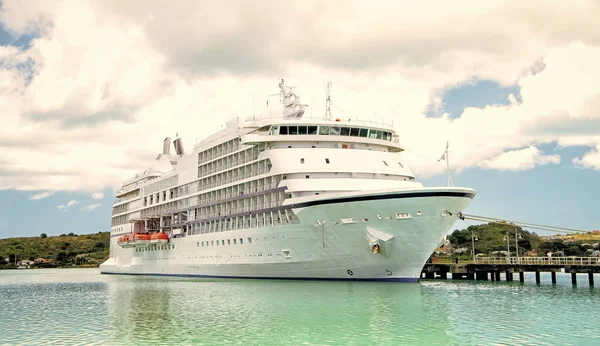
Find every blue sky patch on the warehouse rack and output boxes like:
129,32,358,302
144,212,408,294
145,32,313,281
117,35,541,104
427,80,521,118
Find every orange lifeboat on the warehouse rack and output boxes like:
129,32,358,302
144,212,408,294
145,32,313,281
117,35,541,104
131,232,151,247
150,232,169,246
117,235,134,248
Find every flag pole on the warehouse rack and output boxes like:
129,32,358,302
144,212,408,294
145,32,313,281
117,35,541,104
446,141,453,187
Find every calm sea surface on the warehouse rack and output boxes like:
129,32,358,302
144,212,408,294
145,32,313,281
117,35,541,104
1,268,599,345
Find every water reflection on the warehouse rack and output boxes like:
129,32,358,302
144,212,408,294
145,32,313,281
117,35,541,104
3,269,600,345
106,277,449,345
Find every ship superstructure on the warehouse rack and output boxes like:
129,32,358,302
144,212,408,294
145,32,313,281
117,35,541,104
100,81,475,281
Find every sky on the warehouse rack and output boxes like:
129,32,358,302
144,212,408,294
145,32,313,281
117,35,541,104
1,0,600,238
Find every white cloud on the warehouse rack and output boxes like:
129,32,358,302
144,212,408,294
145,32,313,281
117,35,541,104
0,1,600,191
57,200,79,210
573,145,600,170
91,192,104,200
30,191,54,200
478,146,560,171
81,203,102,212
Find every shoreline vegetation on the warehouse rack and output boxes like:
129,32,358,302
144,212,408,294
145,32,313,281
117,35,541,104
2,222,599,270
437,222,600,261
0,232,109,269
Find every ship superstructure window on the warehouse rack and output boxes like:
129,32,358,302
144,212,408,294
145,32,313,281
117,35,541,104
325,158,330,164
300,158,305,164
274,125,392,140
233,239,237,245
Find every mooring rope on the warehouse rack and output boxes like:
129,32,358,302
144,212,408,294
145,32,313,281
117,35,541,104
458,213,585,234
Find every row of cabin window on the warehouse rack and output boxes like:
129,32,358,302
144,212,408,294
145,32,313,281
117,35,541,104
276,125,393,141
198,237,251,247
136,244,173,252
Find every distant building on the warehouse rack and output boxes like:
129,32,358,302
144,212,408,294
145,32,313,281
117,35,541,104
34,258,53,264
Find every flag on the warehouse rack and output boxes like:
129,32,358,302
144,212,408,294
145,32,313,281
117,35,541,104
438,153,446,161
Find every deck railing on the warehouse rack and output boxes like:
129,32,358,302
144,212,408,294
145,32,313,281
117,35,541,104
475,257,600,266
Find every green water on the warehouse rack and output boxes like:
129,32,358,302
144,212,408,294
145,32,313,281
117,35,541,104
0,269,599,345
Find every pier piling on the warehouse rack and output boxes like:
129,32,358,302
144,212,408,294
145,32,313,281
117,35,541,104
421,257,600,287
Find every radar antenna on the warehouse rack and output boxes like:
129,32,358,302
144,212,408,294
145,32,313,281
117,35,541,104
324,81,332,121
277,79,308,118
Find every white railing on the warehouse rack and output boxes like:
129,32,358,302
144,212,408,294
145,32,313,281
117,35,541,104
475,257,600,266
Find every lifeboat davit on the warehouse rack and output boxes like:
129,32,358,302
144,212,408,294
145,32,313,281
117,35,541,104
130,232,151,247
117,235,134,248
150,232,169,246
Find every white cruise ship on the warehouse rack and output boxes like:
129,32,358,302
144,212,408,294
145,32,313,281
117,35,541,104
100,81,475,282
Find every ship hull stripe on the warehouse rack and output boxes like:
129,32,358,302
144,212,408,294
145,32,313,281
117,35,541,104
291,191,475,208
100,271,419,282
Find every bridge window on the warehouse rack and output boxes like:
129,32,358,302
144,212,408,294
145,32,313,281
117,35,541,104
330,127,341,135
298,126,308,135
289,126,298,135
308,126,318,134
359,128,368,137
319,126,330,135
350,128,359,136
369,130,378,139
279,126,288,135
340,127,350,136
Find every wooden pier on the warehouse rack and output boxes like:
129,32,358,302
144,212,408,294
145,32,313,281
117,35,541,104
421,257,600,286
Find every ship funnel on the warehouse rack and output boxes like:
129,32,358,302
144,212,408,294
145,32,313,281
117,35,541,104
162,137,171,155
173,138,185,155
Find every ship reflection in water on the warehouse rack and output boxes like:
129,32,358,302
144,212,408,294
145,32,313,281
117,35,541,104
106,276,450,345
2,269,599,345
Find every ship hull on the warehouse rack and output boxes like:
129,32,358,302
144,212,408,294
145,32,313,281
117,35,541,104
100,188,474,281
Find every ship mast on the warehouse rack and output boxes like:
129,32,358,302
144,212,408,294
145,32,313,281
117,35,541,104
324,81,332,121
445,142,453,187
